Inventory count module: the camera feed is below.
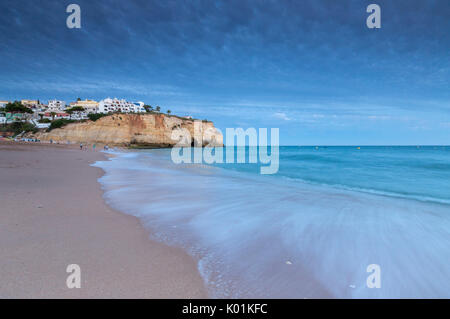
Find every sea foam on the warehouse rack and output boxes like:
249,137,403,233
93,147,450,298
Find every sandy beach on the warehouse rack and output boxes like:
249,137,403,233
0,141,207,298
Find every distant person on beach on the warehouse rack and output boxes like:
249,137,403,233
80,143,83,150
93,143,96,151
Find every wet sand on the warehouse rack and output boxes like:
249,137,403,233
0,141,207,298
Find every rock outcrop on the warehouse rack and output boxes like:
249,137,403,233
33,114,223,148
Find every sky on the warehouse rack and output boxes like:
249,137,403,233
0,0,449,145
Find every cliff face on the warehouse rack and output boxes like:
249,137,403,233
33,114,223,147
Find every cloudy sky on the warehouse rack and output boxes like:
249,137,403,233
0,0,449,145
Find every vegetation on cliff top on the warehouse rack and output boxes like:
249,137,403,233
47,119,76,131
87,113,109,122
0,122,38,135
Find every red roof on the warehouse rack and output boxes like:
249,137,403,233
44,112,69,116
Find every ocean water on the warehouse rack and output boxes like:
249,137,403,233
93,146,450,298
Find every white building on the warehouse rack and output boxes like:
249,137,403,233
48,100,66,111
30,119,50,129
98,98,147,113
131,101,146,113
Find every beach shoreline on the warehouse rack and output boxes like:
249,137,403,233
0,141,207,298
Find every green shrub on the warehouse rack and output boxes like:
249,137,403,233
88,113,109,122
22,122,38,134
38,118,51,123
0,121,38,135
48,119,75,131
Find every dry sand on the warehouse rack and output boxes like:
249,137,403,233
0,141,207,298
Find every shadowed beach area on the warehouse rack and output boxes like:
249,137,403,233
0,141,207,298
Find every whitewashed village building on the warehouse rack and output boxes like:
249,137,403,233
0,111,6,124
132,101,146,113
98,98,146,113
48,100,66,111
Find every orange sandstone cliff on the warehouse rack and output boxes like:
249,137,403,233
33,113,223,148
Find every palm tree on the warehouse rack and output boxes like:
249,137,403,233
167,110,171,115
50,112,56,121
156,106,161,112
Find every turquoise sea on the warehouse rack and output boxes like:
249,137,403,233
94,146,450,298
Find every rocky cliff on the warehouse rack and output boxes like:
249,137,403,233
33,114,223,148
